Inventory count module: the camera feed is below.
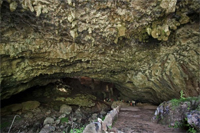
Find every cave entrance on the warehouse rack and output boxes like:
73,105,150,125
63,77,119,101
1,77,121,109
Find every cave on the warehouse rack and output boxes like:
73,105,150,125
1,77,123,110
0,0,200,132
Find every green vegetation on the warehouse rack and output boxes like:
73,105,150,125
168,91,198,133
168,121,182,129
184,118,197,133
174,121,182,128
0,115,22,130
70,126,85,133
170,90,198,109
168,116,197,133
102,116,106,121
0,121,11,130
60,117,68,123
180,90,185,99
188,127,196,133
108,125,112,129
155,115,162,120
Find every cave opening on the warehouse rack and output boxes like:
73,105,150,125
1,77,121,110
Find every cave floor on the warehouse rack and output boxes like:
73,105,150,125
112,104,187,133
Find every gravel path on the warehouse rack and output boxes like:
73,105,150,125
112,105,187,133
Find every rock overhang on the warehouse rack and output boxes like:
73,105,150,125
0,0,200,104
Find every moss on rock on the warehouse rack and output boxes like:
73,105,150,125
22,101,40,111
55,94,96,107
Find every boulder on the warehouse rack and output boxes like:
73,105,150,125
43,117,55,125
22,101,40,111
83,118,102,133
186,110,200,132
39,124,55,133
56,94,96,107
152,96,200,131
24,112,33,118
59,104,72,114
111,101,129,109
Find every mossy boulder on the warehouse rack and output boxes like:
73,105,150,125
152,96,200,131
55,94,96,107
22,101,40,111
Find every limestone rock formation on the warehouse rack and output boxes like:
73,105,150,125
0,0,200,104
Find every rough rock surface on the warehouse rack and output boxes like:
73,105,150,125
152,96,200,131
0,0,200,104
59,104,72,114
186,110,200,132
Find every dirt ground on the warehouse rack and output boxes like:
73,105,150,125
112,104,187,133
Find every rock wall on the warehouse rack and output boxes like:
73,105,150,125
0,0,199,104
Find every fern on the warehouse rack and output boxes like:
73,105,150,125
180,90,185,99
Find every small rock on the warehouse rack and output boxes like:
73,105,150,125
100,110,107,116
75,108,86,121
186,110,200,132
39,124,55,133
32,108,41,113
55,119,60,125
92,113,98,120
24,112,33,118
83,121,102,133
16,111,22,115
75,108,82,118
59,104,72,114
60,125,65,129
59,114,66,119
57,128,62,132
45,110,51,115
73,117,77,121
111,101,129,109
43,117,54,125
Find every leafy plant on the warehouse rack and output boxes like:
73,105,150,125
108,125,112,129
60,117,68,123
188,127,196,133
173,121,182,128
170,96,198,110
168,121,184,129
184,118,197,133
70,126,85,133
180,90,185,99
102,116,106,121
